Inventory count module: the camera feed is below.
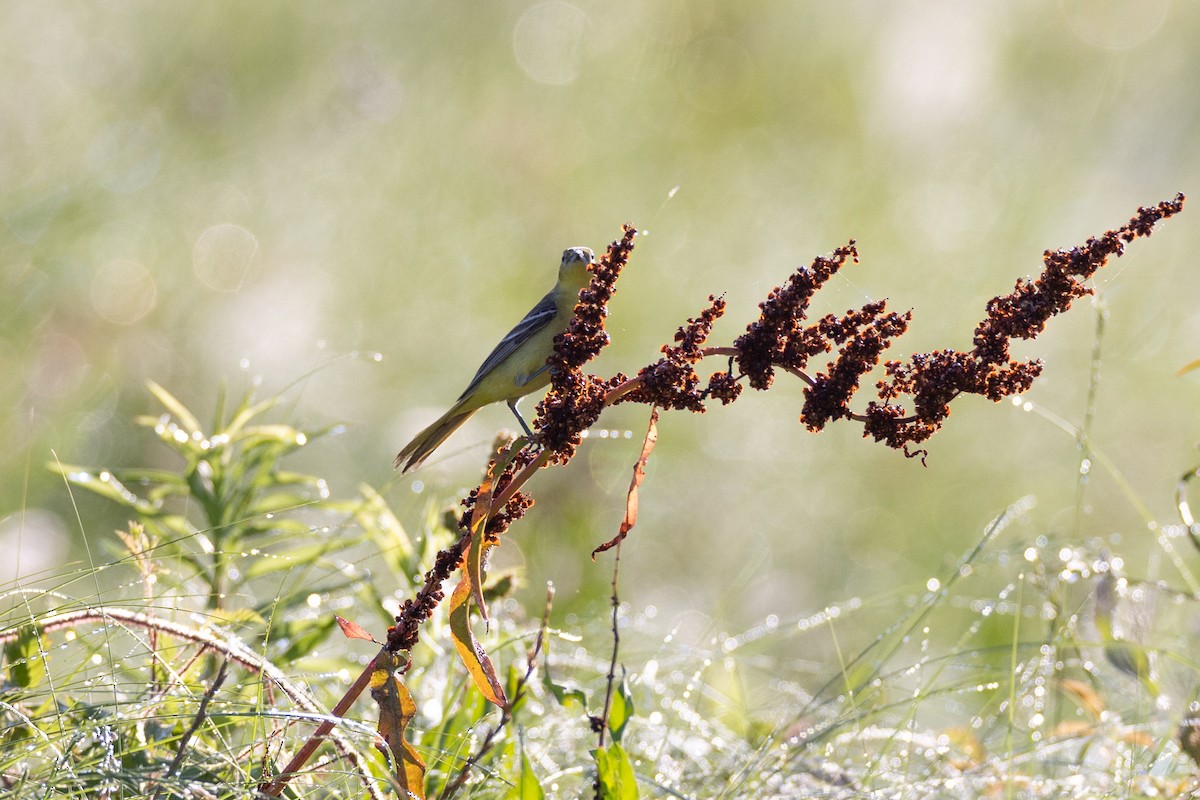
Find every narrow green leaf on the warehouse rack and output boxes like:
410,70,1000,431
336,484,414,581
250,491,321,516
241,539,346,578
542,654,588,711
49,463,160,515
223,400,280,439
276,616,337,662
508,748,545,800
147,380,203,436
218,607,269,628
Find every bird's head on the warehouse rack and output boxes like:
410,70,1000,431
561,246,594,269
559,246,595,288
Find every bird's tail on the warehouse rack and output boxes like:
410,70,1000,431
394,406,476,473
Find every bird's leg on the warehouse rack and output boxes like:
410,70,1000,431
506,399,535,438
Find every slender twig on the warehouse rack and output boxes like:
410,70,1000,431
258,653,380,797
488,449,554,514
596,541,624,751
152,658,230,799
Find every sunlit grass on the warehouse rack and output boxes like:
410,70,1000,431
5,382,1200,797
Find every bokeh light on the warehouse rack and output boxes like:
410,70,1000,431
1,1,1197,667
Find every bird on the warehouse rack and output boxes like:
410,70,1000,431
394,246,595,473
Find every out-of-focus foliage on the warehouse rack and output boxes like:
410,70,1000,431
4,2,1199,648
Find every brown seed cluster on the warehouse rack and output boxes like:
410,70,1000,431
387,529,469,651
386,195,1185,655
625,294,728,412
386,449,535,652
535,225,637,463
733,242,859,390
462,459,536,543
863,193,1186,454
801,302,911,431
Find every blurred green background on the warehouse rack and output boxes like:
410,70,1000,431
4,2,1198,652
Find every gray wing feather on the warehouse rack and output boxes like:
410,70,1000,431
457,289,558,400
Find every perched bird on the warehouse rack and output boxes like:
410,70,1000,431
394,246,595,472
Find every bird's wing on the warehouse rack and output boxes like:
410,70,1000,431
457,289,558,400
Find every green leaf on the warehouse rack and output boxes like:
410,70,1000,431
241,538,346,578
250,490,321,516
275,616,337,663
542,646,588,711
507,748,545,800
336,484,415,583
3,624,47,689
594,742,638,800
147,380,203,436
608,673,634,743
222,398,279,439
207,607,267,629
50,463,160,515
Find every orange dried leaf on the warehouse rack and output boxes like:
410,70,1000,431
448,576,507,707
467,464,496,621
592,409,658,558
335,615,379,644
370,651,426,797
